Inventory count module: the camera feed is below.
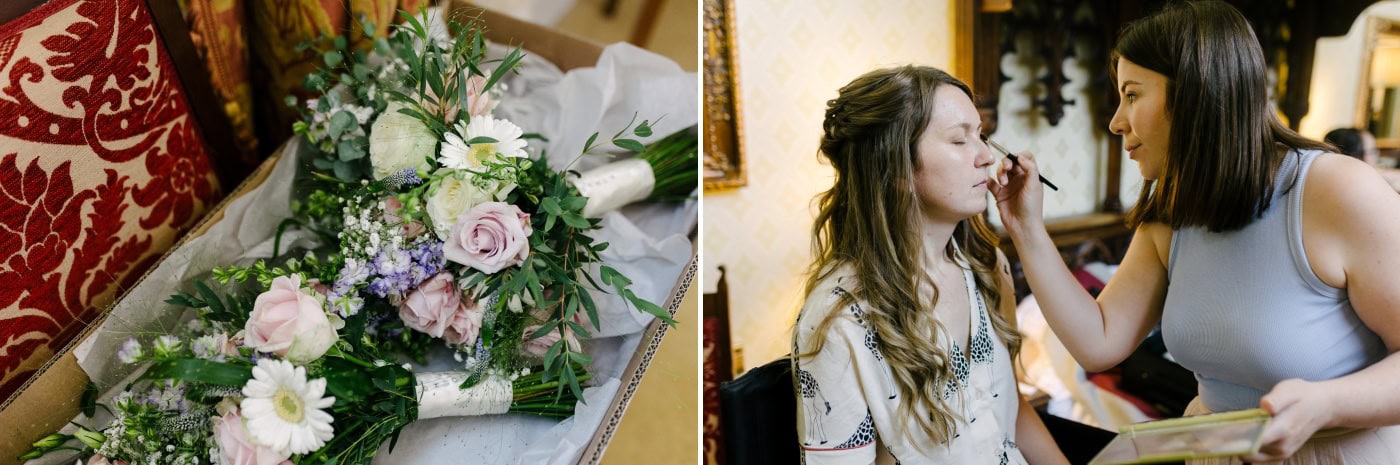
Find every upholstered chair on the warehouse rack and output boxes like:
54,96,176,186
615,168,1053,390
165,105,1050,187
0,0,243,460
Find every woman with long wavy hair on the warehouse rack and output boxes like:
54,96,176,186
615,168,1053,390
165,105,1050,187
792,65,1068,465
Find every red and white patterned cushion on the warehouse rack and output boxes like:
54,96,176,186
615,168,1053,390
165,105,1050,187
0,0,221,403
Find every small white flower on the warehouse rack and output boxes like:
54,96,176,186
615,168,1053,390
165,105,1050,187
240,359,335,455
438,116,528,171
117,338,143,364
154,335,183,356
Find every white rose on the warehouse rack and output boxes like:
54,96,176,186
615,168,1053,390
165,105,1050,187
427,175,517,238
369,102,437,180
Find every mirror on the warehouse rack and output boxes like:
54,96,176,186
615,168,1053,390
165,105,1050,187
1361,17,1400,147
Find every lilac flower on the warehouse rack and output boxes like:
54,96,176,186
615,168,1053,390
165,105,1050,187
145,380,188,413
117,338,143,364
340,259,371,284
367,277,396,298
375,248,412,277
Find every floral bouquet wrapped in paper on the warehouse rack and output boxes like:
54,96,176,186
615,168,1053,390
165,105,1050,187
21,9,696,465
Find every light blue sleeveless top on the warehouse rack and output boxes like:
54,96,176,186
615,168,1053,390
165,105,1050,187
1162,149,1386,412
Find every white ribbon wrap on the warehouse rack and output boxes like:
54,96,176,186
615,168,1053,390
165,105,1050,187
572,158,654,218
415,372,513,419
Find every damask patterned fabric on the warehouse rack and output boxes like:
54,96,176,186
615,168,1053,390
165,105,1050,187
0,0,221,403
178,0,428,156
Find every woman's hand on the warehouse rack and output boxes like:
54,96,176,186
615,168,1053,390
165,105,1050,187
1240,378,1336,462
988,150,1045,238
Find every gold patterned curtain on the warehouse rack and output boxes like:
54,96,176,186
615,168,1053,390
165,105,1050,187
179,0,430,158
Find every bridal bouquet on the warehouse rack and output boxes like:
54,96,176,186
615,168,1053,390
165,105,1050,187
21,10,695,465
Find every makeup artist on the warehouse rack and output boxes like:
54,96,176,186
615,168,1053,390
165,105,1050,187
989,1,1400,464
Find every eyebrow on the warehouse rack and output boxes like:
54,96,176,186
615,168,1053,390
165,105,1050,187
1119,80,1142,94
943,122,981,133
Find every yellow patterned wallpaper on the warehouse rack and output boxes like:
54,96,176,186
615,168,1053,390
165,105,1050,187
703,0,957,369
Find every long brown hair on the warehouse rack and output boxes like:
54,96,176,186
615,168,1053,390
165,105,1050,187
797,65,1020,445
1115,1,1331,232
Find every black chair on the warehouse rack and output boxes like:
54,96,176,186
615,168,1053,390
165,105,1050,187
718,357,800,465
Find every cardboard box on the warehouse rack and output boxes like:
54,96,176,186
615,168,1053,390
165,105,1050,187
0,4,696,464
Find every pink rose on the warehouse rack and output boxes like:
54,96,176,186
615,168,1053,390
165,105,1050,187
444,202,532,274
212,411,293,465
244,275,338,364
443,296,484,346
400,272,460,338
521,325,581,359
383,197,425,238
85,455,128,465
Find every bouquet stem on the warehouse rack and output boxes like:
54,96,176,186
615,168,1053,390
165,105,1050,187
414,365,592,420
638,127,698,202
574,127,697,217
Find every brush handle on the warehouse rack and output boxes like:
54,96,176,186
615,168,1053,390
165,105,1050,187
1004,154,1059,191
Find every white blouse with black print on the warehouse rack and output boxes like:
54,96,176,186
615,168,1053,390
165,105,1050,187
793,257,1027,465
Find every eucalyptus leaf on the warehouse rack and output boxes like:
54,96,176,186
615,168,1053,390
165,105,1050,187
329,110,357,140
612,138,645,153
324,50,343,68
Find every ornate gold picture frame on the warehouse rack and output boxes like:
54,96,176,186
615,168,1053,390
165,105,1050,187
703,0,746,190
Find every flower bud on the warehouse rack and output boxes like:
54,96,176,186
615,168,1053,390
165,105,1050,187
30,432,65,450
75,428,105,450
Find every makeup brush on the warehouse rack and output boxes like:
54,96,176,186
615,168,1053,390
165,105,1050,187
985,137,1059,191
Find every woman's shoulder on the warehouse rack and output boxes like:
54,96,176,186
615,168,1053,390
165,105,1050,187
1301,152,1398,221
1298,151,1400,283
795,267,869,336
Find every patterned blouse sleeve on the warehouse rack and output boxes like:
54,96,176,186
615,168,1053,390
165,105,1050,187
794,293,883,465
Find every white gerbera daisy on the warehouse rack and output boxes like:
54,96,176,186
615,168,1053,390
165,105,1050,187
438,116,528,170
240,358,335,454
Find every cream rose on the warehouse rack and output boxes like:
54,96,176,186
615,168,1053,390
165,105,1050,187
443,202,532,274
369,102,437,180
244,275,338,364
426,175,516,239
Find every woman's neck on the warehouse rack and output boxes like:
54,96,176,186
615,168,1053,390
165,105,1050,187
917,219,958,269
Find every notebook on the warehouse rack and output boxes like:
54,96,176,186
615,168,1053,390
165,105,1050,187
1088,408,1271,465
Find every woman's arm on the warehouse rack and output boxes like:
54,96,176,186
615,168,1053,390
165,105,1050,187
991,152,1169,371
1015,395,1070,465
1244,154,1400,461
